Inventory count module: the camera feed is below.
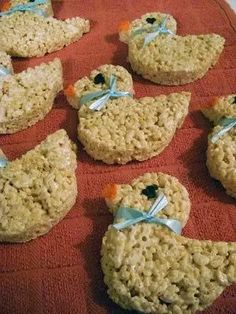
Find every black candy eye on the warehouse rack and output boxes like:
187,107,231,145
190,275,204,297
232,96,236,104
141,184,158,199
94,73,105,85
146,17,156,24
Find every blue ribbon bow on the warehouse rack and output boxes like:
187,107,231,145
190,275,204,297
210,117,236,143
0,66,11,77
0,158,8,168
132,17,174,46
113,191,182,234
0,0,47,17
80,75,132,111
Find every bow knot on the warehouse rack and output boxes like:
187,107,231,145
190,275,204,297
132,17,174,46
0,158,8,168
0,0,47,17
80,75,132,111
210,117,236,143
113,191,182,234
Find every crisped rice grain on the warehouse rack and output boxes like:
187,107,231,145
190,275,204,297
0,12,90,57
0,129,77,242
0,58,63,133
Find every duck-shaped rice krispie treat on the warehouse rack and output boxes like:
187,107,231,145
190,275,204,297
202,95,236,198
65,64,191,165
0,58,63,133
0,129,77,242
118,12,225,85
2,0,54,17
0,51,13,76
0,2,90,57
101,172,236,314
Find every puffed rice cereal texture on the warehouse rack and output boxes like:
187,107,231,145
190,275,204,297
0,129,77,243
104,172,191,227
202,94,236,125
0,58,63,134
101,173,236,314
9,0,54,17
119,12,177,44
0,51,13,75
0,11,90,57
76,68,190,164
129,34,224,85
207,125,236,198
102,225,236,314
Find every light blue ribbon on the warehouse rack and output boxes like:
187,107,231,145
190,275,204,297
0,66,11,77
0,158,8,168
0,0,47,17
113,191,182,234
80,75,132,111
210,117,236,143
132,17,174,46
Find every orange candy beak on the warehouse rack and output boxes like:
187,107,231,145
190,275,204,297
1,1,11,12
64,85,76,97
207,97,219,108
102,184,118,201
118,21,130,32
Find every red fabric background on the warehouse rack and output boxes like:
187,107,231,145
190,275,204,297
0,0,236,313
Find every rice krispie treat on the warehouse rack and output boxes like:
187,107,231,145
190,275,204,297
202,94,236,125
0,11,90,57
207,123,236,198
101,173,236,314
0,58,63,134
65,65,190,164
3,0,54,17
0,129,77,242
0,51,13,76
119,12,225,85
201,95,236,198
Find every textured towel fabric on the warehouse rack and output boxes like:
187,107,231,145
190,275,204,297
0,0,235,313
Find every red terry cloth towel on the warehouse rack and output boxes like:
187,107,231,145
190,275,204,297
0,0,235,313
